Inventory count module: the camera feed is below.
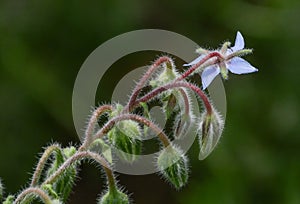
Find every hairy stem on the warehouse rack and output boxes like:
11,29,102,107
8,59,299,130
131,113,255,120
14,187,52,204
126,56,173,112
136,81,212,115
93,114,170,147
43,151,113,188
177,52,223,81
178,88,190,114
81,105,113,150
30,144,61,187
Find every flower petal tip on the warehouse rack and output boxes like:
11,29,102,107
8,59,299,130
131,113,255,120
232,31,245,52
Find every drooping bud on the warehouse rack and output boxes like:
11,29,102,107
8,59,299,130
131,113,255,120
2,195,14,204
108,119,142,163
174,112,193,139
198,107,224,160
50,199,63,204
90,139,113,164
46,146,78,202
107,104,142,163
157,145,189,190
149,58,177,89
98,188,129,204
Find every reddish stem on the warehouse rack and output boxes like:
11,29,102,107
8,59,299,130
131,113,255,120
135,81,212,115
81,105,113,150
177,52,223,81
93,114,170,147
126,56,173,112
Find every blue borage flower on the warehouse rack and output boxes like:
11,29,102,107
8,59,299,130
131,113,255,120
184,31,258,90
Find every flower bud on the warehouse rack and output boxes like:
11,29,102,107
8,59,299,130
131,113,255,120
3,195,14,204
51,199,63,204
157,145,189,190
46,146,78,202
108,120,142,163
198,108,224,160
150,59,178,89
99,188,129,204
174,112,194,139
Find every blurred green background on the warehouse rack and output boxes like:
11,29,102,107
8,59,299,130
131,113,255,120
1,0,300,203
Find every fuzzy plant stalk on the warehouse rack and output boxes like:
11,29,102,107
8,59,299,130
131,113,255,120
0,31,258,204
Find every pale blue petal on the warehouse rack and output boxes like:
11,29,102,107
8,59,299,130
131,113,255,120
227,57,258,74
231,31,245,52
183,55,204,66
201,66,220,90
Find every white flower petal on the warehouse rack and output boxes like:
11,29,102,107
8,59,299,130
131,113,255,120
183,55,204,66
231,31,245,52
228,57,258,74
201,66,220,90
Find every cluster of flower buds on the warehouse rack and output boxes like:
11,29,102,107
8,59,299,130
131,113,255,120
2,31,257,204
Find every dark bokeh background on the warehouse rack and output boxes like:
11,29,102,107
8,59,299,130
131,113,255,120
1,0,300,203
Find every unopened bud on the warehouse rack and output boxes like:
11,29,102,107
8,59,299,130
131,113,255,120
3,195,14,204
51,199,63,204
108,120,142,163
99,188,129,204
174,113,193,139
157,145,189,190
149,59,178,88
198,108,224,160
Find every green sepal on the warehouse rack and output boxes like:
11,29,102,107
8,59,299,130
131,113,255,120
108,121,142,163
2,195,14,204
90,139,113,164
157,146,189,190
98,188,129,204
45,146,78,202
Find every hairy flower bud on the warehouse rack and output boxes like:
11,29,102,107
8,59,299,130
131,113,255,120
46,146,78,202
3,195,14,204
198,108,224,160
108,104,142,163
174,112,194,139
99,188,129,204
150,59,177,89
157,145,189,190
108,120,142,163
51,199,63,204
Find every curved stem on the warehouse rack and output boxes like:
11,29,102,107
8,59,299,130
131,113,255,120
178,88,190,114
81,105,113,150
176,52,223,81
42,151,113,187
93,114,170,147
136,81,212,115
30,144,61,187
126,56,173,112
14,187,52,204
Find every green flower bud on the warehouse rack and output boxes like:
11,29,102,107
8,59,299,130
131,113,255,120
3,195,14,204
150,59,178,89
108,104,142,163
51,199,63,204
108,120,142,163
162,93,178,120
174,112,194,139
46,146,78,202
198,108,224,160
99,188,129,204
157,145,189,190
90,139,113,164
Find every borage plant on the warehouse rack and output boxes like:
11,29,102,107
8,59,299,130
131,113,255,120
0,31,258,204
